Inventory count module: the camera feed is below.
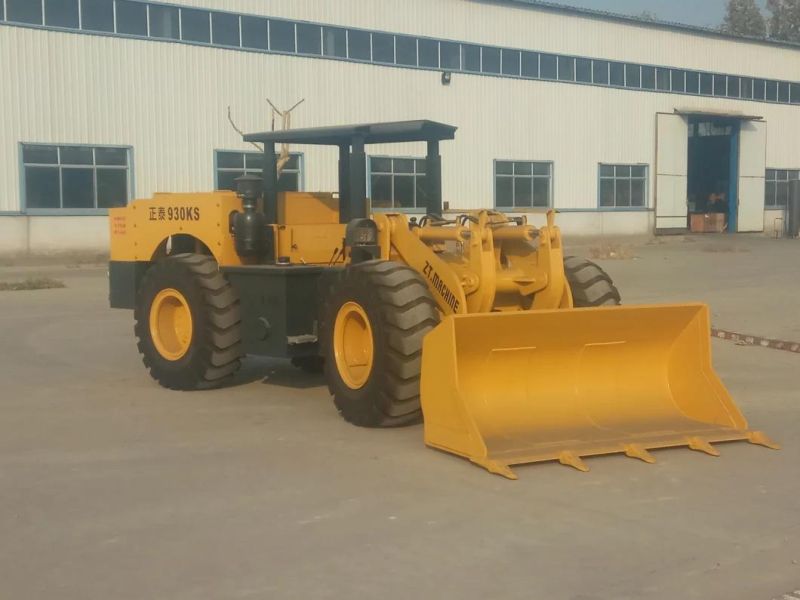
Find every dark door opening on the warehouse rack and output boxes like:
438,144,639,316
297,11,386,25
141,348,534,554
686,117,740,233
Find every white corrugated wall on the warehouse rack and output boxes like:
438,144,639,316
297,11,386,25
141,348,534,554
1,0,800,240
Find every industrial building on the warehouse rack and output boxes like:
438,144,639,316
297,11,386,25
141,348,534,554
1,0,799,255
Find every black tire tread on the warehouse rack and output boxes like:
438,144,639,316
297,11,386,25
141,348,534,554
564,256,622,307
134,253,242,390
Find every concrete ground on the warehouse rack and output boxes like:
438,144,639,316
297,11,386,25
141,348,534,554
0,233,798,600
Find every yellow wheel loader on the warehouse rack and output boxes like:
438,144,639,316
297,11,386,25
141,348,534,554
108,120,777,479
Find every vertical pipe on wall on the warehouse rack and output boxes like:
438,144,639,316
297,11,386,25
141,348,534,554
338,143,351,223
262,144,278,223
425,140,442,216
348,137,367,221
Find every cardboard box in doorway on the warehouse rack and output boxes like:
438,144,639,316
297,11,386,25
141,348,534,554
690,213,726,233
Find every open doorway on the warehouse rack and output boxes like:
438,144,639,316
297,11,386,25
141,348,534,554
686,117,739,233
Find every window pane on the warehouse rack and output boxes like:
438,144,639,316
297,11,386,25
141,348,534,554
495,161,513,175
354,28,380,57
609,62,624,86
576,58,591,83
296,23,321,55
149,5,179,40
656,68,670,91
481,46,501,74
753,79,766,100
372,33,394,63
641,65,655,90
45,0,78,28
540,54,557,79
631,165,646,178
371,175,392,208
217,152,244,169
778,81,790,103
323,27,346,57
631,178,646,207
245,153,264,169
711,74,726,97
532,162,550,176
62,168,95,208
514,177,533,207
513,162,531,175
25,167,60,208
241,16,267,50
278,172,299,192
685,71,699,94
0,1,4,20
370,157,391,173
181,9,210,43
396,36,417,66
61,146,93,165
790,83,800,104
415,159,426,174
394,158,414,174
765,181,775,206
502,49,520,76
97,169,128,208
415,175,427,208
766,80,778,102
495,177,513,207
217,170,241,191
741,77,753,99
593,60,609,85
521,52,539,78
616,179,631,207
766,169,776,180
419,38,438,68
212,12,239,46
462,44,480,72
599,165,614,177
777,181,789,206
115,0,146,35
394,177,415,208
7,0,43,24
625,64,640,88
269,19,295,52
599,179,615,207
533,178,550,207
727,75,740,98
557,56,575,81
440,41,459,69
699,73,713,95
615,165,631,177
23,145,58,164
95,147,128,166
671,69,686,92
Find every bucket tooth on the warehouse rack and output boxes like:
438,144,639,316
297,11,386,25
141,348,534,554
558,452,589,472
747,431,780,450
624,444,657,464
472,458,518,480
688,437,720,457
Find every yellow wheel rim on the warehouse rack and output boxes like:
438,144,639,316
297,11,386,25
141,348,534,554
333,301,374,389
149,288,193,361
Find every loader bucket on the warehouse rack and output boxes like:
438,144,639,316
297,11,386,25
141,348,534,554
420,303,777,479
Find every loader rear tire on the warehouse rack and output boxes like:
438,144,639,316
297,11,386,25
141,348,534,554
134,253,242,390
323,261,440,428
564,256,621,307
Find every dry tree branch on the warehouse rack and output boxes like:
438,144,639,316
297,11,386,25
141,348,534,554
226,105,263,152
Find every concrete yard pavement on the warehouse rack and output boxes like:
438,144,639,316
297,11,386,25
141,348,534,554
0,234,798,600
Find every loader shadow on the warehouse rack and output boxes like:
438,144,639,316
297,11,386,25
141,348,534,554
233,356,326,390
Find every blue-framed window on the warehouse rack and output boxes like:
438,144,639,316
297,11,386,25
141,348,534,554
599,164,648,209
494,160,552,209
2,1,799,107
21,143,132,212
765,169,799,208
368,156,426,210
214,150,303,192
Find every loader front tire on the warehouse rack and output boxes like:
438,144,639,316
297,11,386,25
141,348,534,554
324,261,439,428
564,256,621,307
134,253,242,390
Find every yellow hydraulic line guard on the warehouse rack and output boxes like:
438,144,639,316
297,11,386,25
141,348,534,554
420,303,778,479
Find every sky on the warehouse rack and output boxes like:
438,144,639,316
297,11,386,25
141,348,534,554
540,0,768,29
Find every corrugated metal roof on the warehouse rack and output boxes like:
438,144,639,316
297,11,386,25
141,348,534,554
480,0,800,51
